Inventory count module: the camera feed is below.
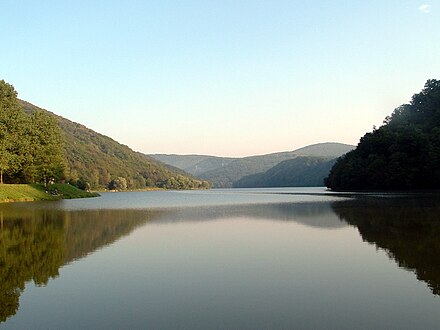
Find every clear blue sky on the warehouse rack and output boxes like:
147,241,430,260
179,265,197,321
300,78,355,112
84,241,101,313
2,0,439,156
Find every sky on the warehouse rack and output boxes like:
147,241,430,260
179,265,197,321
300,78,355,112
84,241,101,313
1,1,439,157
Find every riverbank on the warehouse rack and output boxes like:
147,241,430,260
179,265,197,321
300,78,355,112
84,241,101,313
0,183,99,203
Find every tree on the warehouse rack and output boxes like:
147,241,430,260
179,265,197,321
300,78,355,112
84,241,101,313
0,80,29,184
325,79,440,191
26,111,65,185
108,177,127,191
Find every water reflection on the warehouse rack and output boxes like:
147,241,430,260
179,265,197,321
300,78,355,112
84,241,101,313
2,192,440,326
332,196,440,296
0,200,344,323
153,202,346,229
0,207,158,322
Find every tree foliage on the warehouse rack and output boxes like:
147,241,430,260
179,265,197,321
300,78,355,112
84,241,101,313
0,81,28,183
325,79,440,190
0,80,65,184
18,100,211,191
26,111,65,184
159,175,211,190
234,157,337,188
0,80,210,190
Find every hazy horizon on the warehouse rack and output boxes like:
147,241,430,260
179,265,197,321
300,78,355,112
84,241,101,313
148,141,355,158
2,1,439,157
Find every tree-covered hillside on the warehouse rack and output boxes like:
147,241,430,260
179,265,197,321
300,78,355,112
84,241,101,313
0,80,64,185
151,154,238,176
19,100,210,190
325,79,440,191
200,143,353,187
153,143,353,188
234,157,337,188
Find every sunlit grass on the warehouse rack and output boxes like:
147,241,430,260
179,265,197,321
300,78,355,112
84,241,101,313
0,183,99,203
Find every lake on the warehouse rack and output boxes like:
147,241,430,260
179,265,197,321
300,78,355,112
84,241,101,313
1,187,440,329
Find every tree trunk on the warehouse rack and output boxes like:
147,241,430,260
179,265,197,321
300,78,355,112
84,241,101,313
0,169,3,184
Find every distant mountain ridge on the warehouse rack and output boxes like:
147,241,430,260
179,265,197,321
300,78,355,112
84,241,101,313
19,100,210,190
234,157,338,188
151,154,238,176
151,142,354,187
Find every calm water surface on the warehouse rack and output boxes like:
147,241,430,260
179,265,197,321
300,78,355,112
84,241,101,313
1,188,440,329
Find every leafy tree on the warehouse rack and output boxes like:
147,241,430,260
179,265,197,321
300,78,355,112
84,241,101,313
0,80,29,183
1,80,206,190
26,111,65,185
108,177,128,191
0,81,65,185
325,79,440,190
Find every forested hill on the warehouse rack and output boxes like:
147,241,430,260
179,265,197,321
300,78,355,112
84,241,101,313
234,157,338,188
325,79,440,191
152,143,354,187
19,100,210,190
151,154,239,176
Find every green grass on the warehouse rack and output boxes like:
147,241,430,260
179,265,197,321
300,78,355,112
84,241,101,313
0,183,99,203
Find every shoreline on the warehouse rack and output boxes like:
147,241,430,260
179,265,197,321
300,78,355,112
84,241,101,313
0,183,99,203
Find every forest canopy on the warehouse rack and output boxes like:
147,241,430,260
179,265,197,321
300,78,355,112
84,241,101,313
325,79,440,191
0,80,64,185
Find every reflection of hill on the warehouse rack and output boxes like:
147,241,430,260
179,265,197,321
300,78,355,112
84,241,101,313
62,210,159,263
0,208,157,323
154,202,346,229
332,197,440,296
0,209,65,322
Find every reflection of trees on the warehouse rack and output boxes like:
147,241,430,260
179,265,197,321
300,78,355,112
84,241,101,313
155,202,346,229
0,208,156,323
332,197,440,296
62,210,157,263
0,200,345,322
0,209,65,322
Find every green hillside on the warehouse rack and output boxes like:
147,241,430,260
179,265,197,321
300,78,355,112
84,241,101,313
153,143,353,188
19,100,210,190
325,79,440,191
198,153,294,187
151,154,238,176
234,157,337,188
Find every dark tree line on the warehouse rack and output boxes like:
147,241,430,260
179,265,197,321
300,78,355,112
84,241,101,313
0,80,64,184
325,79,440,190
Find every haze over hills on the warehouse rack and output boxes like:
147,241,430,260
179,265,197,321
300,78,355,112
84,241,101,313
234,157,338,188
151,154,239,176
15,99,352,190
19,100,210,190
151,142,354,188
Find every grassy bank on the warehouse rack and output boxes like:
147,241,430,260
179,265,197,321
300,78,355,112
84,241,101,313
0,183,99,203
